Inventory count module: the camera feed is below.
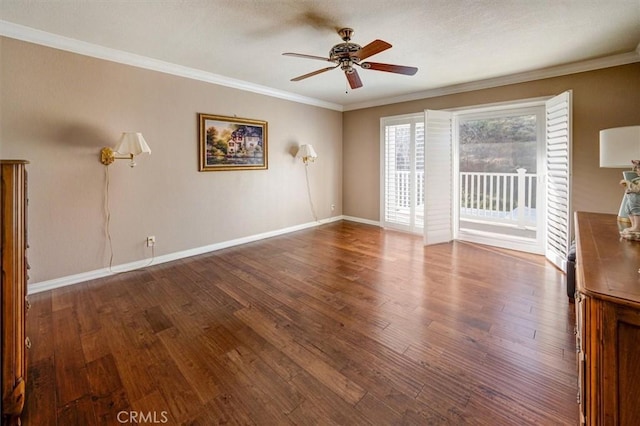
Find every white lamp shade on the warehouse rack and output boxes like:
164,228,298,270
296,144,317,160
115,132,151,156
599,126,640,168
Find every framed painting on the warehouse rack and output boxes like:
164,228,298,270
198,113,268,171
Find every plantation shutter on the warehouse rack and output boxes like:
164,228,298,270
382,121,412,229
424,109,453,245
545,91,572,271
381,116,424,233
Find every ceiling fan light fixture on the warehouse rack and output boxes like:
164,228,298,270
340,60,354,72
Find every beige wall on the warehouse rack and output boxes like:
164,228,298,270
2,34,638,285
0,37,343,283
343,63,640,222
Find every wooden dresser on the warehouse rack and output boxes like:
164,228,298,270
1,160,29,425
575,211,640,425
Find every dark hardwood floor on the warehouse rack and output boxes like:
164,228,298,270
24,221,578,425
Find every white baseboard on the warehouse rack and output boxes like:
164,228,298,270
28,216,345,294
341,215,381,227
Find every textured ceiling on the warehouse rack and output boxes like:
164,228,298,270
1,0,639,109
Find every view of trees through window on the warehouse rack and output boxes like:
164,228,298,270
388,124,425,172
392,125,411,171
459,115,537,173
458,113,539,216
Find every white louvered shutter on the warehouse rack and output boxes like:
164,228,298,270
545,91,572,271
382,121,411,229
381,116,424,233
424,109,453,245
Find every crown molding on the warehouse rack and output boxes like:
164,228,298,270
2,20,638,113
343,49,640,111
0,20,344,112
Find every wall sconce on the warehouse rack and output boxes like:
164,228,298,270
100,132,151,167
599,125,640,224
296,144,318,165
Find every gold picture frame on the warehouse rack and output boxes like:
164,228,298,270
198,113,268,171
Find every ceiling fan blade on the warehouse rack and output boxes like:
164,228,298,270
354,39,392,61
345,69,363,89
283,52,333,62
291,65,339,81
360,62,418,75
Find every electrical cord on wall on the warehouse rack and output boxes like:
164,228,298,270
105,165,115,272
104,165,155,274
304,163,319,222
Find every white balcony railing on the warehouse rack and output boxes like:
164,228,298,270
391,169,537,229
460,168,537,228
394,171,425,208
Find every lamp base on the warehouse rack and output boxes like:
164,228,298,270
620,226,640,241
618,215,631,233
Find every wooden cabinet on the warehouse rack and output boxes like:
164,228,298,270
1,160,29,426
575,212,640,425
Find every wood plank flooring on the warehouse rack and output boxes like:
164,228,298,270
23,221,578,425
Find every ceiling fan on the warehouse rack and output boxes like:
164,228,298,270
283,28,418,89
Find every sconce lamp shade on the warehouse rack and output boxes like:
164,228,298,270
100,132,151,166
115,132,151,156
296,144,318,164
600,126,640,168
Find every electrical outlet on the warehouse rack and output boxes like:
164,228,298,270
331,204,336,211
146,236,156,247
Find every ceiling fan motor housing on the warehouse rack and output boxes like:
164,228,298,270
331,27,362,63
330,43,362,62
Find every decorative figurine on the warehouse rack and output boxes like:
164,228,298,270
620,160,640,238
